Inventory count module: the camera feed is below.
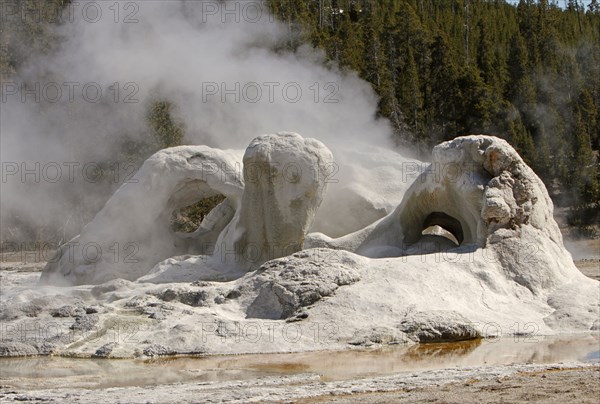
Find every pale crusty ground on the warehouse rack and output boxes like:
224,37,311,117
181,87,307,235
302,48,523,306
304,367,600,403
0,242,597,403
0,363,598,403
576,259,600,281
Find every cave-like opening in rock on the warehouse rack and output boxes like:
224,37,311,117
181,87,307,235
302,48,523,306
420,212,463,246
170,194,226,233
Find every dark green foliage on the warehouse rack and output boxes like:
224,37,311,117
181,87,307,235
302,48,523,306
171,195,226,233
146,100,185,149
567,203,600,237
3,0,599,234
267,0,600,228
0,0,71,79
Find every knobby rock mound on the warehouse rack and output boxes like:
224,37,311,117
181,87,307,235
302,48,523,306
1,134,591,358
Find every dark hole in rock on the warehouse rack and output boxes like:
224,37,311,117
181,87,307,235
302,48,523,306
421,212,463,246
170,194,226,233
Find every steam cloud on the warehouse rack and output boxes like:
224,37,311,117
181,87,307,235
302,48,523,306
1,0,396,244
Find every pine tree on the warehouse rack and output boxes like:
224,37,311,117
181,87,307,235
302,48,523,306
506,33,530,102
572,105,600,204
577,89,599,150
476,19,496,88
426,34,460,142
146,101,185,149
507,114,536,167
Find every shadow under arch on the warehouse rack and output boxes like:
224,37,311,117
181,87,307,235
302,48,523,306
421,212,464,246
163,178,237,253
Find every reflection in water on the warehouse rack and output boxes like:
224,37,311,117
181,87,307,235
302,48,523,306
406,338,482,359
0,334,598,390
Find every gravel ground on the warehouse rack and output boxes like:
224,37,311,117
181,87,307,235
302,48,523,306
0,363,598,403
306,366,600,403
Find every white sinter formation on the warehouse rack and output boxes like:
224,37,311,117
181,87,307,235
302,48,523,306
41,132,334,285
0,133,593,358
40,145,244,285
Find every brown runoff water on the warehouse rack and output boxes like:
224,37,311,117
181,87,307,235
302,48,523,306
0,334,598,390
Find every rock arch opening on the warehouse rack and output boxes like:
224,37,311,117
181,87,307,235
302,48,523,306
420,212,463,246
165,179,234,241
170,194,226,234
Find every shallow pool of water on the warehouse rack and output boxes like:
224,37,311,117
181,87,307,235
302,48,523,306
1,334,598,390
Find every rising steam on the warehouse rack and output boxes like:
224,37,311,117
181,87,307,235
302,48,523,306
1,0,396,244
